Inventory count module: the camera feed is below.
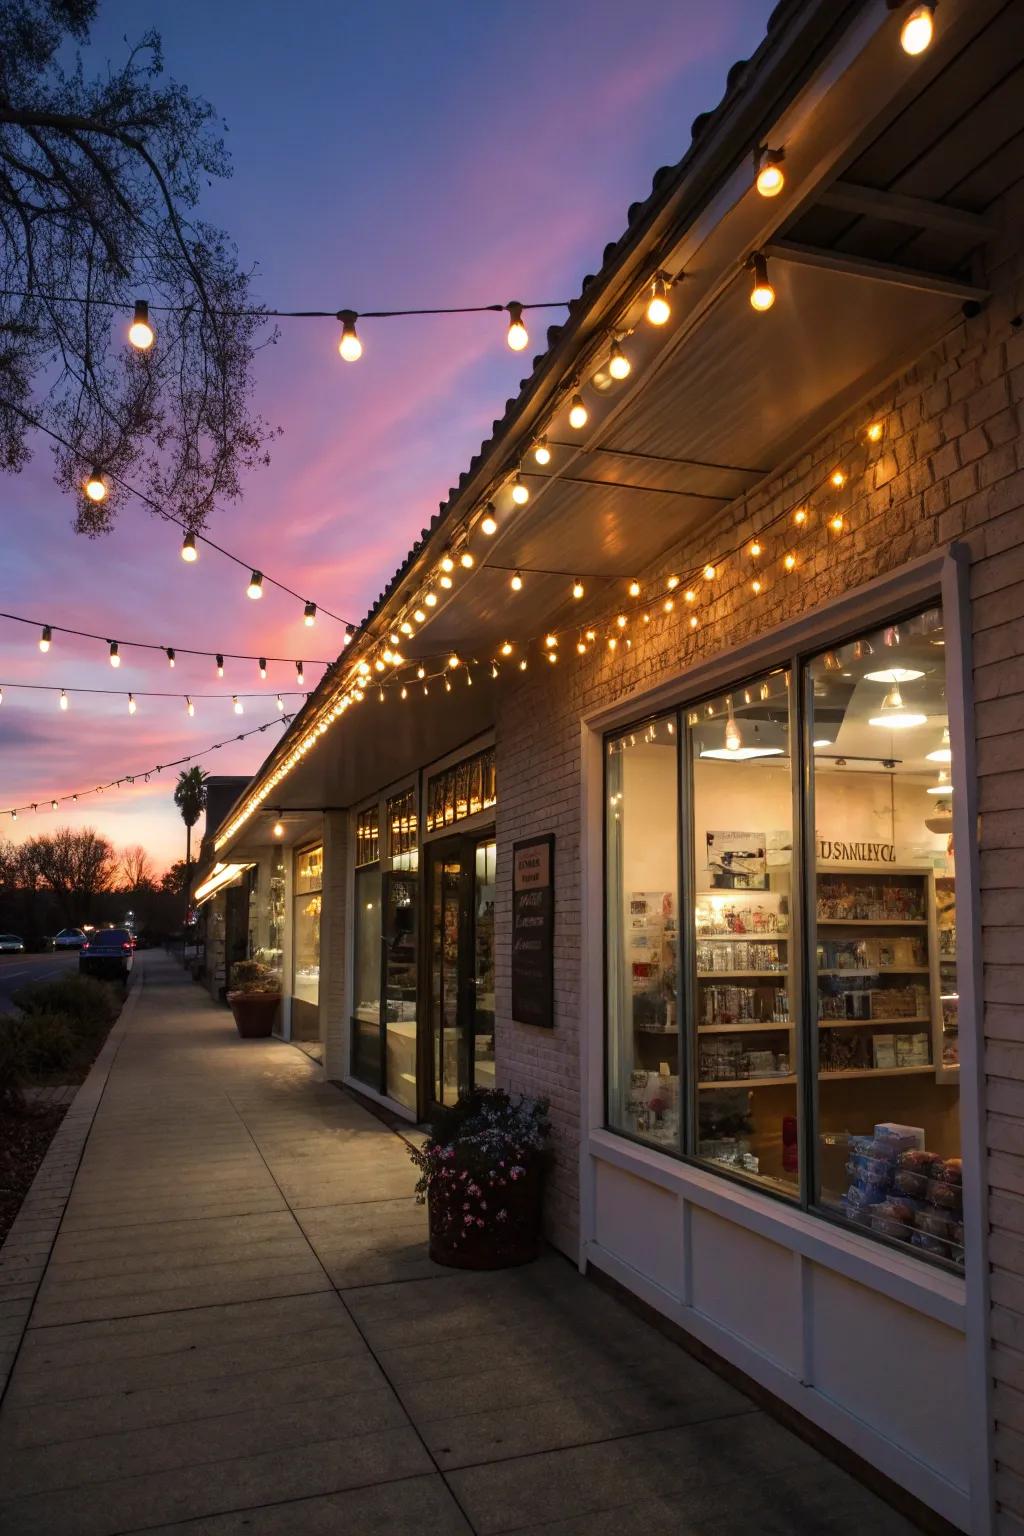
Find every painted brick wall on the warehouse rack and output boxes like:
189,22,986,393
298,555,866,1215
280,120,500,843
494,182,1024,1525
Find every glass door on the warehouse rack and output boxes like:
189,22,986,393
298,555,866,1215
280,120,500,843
427,833,496,1110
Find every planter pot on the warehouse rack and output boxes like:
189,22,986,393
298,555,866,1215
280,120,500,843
427,1162,544,1269
226,991,281,1039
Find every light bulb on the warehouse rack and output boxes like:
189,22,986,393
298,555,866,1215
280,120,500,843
511,474,529,505
926,727,952,764
166,648,175,668
703,564,716,581
338,309,362,361
39,625,52,652
684,589,696,604
127,693,136,715
784,552,797,571
216,654,224,677
568,393,588,430
689,615,698,630
927,771,955,796
439,574,453,589
128,299,155,350
749,541,762,558
868,684,927,729
608,340,631,380
667,575,680,590
181,532,198,562
830,469,846,489
500,642,512,657
258,658,267,679
276,694,284,711
296,663,305,686
628,580,640,598
51,800,57,811
304,602,316,626
519,658,527,671
444,677,452,693
867,421,884,443
749,253,775,312
755,151,785,198
577,640,587,655
425,589,438,607
481,504,498,536
413,608,425,623
663,598,674,613
547,650,557,664
545,634,557,649
534,438,551,465
109,641,120,667
608,636,617,651
900,4,934,55
441,553,455,574
751,578,763,595
448,653,460,669
460,551,475,568
273,820,284,837
615,614,627,630
572,580,584,600
793,508,807,526
417,665,426,678
725,710,742,752
646,275,670,326
510,572,523,592
84,470,107,502
864,667,924,684
59,689,68,710
186,696,194,715
506,302,528,351
830,514,845,534
232,696,243,715
247,570,263,600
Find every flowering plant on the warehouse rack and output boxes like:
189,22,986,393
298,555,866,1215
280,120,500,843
410,1088,550,1256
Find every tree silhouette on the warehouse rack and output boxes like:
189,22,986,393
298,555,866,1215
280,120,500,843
173,765,207,904
22,826,116,922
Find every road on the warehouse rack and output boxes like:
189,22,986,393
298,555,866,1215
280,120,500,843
0,950,79,1013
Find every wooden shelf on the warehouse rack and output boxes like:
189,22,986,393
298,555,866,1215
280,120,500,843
697,969,787,979
818,966,930,976
698,1074,797,1091
698,1022,791,1034
697,932,789,941
818,1017,931,1029
817,917,927,927
818,1064,933,1081
635,1025,678,1035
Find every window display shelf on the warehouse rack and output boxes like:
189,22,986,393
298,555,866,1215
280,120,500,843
698,1022,790,1034
818,1017,931,1029
697,969,788,978
818,917,928,927
636,1024,678,1035
819,1064,935,1081
698,1074,797,1090
818,966,930,976
698,932,789,941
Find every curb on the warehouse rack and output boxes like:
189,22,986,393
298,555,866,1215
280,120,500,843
0,967,143,1405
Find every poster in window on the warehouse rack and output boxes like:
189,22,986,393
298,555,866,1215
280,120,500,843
512,834,554,1029
706,830,767,890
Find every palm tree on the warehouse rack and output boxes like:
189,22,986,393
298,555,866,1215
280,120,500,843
173,767,208,908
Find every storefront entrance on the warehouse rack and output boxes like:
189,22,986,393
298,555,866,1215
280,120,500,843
426,834,496,1109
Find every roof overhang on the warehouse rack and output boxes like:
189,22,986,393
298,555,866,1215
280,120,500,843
194,861,254,905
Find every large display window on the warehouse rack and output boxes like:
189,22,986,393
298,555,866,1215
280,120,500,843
292,844,322,1007
605,602,963,1272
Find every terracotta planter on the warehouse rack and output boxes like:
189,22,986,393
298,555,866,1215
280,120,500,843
226,991,281,1038
428,1162,544,1269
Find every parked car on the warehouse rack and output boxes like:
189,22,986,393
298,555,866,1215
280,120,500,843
79,928,134,981
0,933,25,953
51,927,88,950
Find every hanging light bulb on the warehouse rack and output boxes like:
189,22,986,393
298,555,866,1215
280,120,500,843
481,504,498,536
51,799,58,811
748,252,775,312
830,469,847,489
793,508,808,527
868,683,927,729
413,607,426,623
128,299,155,350
233,696,243,715
510,571,523,592
646,275,671,326
572,579,584,600
607,340,631,380
511,473,529,505
401,685,408,699
276,694,284,711
703,564,717,581
109,641,120,668
84,469,107,502
186,696,195,715
506,301,529,351
216,653,224,677
519,658,528,671
608,636,618,652
448,653,460,669
460,550,475,568
866,421,884,443
751,578,763,595
166,647,175,669
39,625,52,652
755,148,785,198
490,663,498,679
500,642,513,657
576,639,587,655
725,704,742,753
684,589,696,604
59,689,68,711
615,614,627,630
628,580,640,598
544,634,558,649
127,693,137,715
304,602,317,626
444,677,452,694
417,665,426,679
425,589,438,608
258,658,267,680
900,3,935,55
273,818,284,837
296,662,305,686
784,552,797,571
534,438,551,465
830,514,845,534
568,393,588,430
181,531,198,563
926,726,952,764
337,309,362,361
667,575,680,591
439,573,453,590
547,650,557,664
441,553,455,574
246,570,264,600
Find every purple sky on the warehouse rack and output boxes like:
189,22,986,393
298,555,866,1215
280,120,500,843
1,0,775,870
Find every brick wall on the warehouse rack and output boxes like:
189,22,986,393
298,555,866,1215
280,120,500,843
494,182,1024,1523
319,810,350,1081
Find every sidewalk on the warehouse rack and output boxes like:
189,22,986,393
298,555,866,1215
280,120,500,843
0,952,920,1535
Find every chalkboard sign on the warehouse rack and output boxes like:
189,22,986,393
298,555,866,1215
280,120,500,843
512,834,555,1029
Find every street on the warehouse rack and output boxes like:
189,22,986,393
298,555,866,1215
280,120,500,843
0,951,78,1012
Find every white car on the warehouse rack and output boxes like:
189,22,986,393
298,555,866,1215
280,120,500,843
51,927,87,950
0,933,25,953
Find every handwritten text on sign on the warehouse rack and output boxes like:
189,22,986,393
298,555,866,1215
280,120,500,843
512,835,555,1029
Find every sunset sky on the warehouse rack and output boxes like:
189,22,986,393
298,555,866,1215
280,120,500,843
1,0,775,872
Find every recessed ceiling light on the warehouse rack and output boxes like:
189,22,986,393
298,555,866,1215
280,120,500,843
699,746,785,761
868,684,926,730
864,667,924,684
813,739,832,749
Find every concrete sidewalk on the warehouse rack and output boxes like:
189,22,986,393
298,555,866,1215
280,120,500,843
0,952,920,1535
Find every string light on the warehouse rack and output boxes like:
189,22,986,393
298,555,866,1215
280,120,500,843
899,3,935,55
830,469,846,488
296,662,305,686
39,625,52,652
646,275,671,326
233,696,243,715
425,589,438,607
276,694,284,711
751,578,763,594
510,572,523,592
667,575,680,590
304,602,317,626
127,693,137,715
338,309,362,361
544,634,558,649
547,650,557,664
448,653,460,669
628,580,640,598
684,589,696,604
608,340,631,380
755,147,785,198
572,580,585,600
568,393,588,430
748,252,775,312
866,421,884,443
703,564,717,581
500,642,512,657
166,648,176,668
793,508,807,526
259,658,268,679
506,302,528,351
511,473,529,505
246,570,264,600
215,654,224,677
273,818,284,837
413,607,426,623
481,504,498,536
784,552,797,571
439,573,453,590
59,689,68,710
180,532,198,562
534,438,551,465
128,300,155,350
440,553,455,574
460,551,475,568
186,696,194,715
109,641,120,668
749,540,762,558
830,513,845,534
84,469,107,502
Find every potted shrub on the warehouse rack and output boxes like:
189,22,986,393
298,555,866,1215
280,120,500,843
410,1088,550,1269
226,960,281,1038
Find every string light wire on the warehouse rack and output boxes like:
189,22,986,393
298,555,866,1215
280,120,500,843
0,612,330,670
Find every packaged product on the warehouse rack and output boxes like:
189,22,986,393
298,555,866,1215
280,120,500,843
870,1198,918,1241
925,1177,962,1215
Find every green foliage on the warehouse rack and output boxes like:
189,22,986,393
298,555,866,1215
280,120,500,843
0,1020,28,1109
13,974,119,1028
228,959,280,995
18,1014,76,1075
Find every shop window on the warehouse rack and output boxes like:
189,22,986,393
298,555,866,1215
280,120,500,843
292,844,322,1008
808,606,961,1269
356,806,379,866
387,789,417,861
606,715,680,1149
352,864,382,1085
425,746,496,833
689,669,798,1193
603,601,963,1273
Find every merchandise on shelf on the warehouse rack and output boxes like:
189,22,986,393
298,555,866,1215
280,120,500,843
841,1127,963,1270
816,875,925,922
695,894,789,936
